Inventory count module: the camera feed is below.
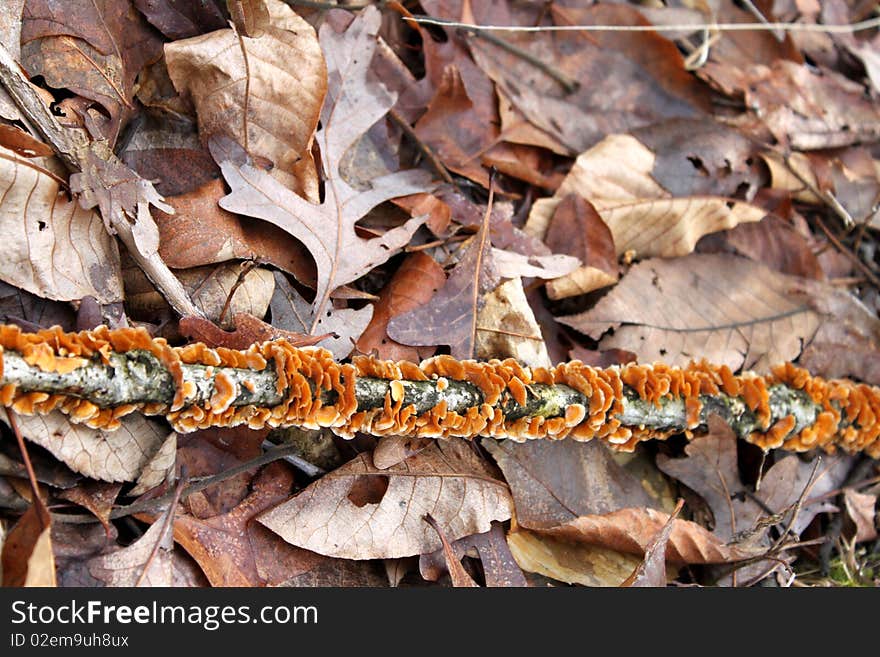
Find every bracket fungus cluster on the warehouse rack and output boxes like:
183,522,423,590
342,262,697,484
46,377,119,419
0,325,878,458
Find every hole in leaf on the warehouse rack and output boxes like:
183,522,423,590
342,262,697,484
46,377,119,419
347,474,389,507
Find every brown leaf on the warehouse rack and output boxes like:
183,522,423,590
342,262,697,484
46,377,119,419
165,0,326,199
129,432,176,497
179,313,326,351
0,281,75,330
387,221,500,360
0,124,53,158
843,488,877,543
621,499,683,587
0,145,123,303
214,7,432,327
356,252,446,362
466,2,711,154
21,0,163,144
700,214,823,280
155,178,315,286
482,438,655,531
1,412,169,483
132,0,226,39
88,508,175,586
269,271,371,360
257,439,512,559
424,513,479,587
656,416,746,542
506,527,641,587
527,134,766,260
475,278,552,367
542,508,760,565
58,482,122,533
2,497,55,586
281,559,388,587
716,60,880,150
173,462,329,587
544,193,618,299
373,435,434,470
559,253,822,371
420,522,527,587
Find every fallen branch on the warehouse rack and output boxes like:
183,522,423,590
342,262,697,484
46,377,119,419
1,325,879,458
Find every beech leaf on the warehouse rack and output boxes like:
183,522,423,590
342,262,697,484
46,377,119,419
559,253,823,371
215,6,433,328
257,439,512,560
0,145,123,303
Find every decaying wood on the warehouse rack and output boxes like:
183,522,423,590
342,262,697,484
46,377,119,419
1,325,878,458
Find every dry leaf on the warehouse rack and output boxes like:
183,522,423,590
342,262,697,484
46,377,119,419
620,499,683,587
165,0,326,198
424,514,479,587
356,252,446,362
173,462,329,587
388,222,500,360
507,527,641,587
482,438,655,530
129,432,177,497
132,0,226,40
527,134,766,260
419,522,527,587
466,2,711,154
155,178,315,286
215,6,432,328
475,278,551,368
281,559,388,587
269,271,372,360
179,313,327,351
1,412,169,483
2,497,55,586
490,249,580,281
21,0,163,143
258,439,512,559
372,435,434,470
58,482,121,533
843,488,877,543
0,145,123,303
544,193,618,300
559,253,823,371
88,510,174,586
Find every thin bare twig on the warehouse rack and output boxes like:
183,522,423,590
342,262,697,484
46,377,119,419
134,469,187,587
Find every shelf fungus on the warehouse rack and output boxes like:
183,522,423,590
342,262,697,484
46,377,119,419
0,325,878,458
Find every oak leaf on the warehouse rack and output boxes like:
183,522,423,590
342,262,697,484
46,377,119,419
215,6,433,329
257,439,512,560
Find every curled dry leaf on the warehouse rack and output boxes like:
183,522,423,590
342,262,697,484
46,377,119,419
1,412,168,483
1,496,55,586
843,488,877,543
179,313,326,351
128,432,177,497
506,527,641,587
165,0,326,199
559,253,822,372
424,514,479,587
526,134,766,260
215,6,432,327
620,499,683,587
475,278,552,368
58,482,122,533
356,252,446,362
257,439,512,560
20,0,164,143
88,508,174,586
0,145,123,303
543,193,618,300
